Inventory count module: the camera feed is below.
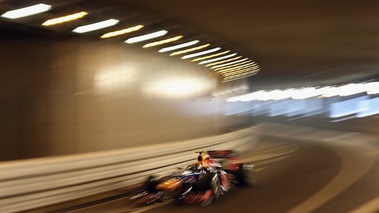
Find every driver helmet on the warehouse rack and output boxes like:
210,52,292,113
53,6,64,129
197,152,210,168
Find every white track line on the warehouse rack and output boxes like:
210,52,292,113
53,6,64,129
288,135,377,213
350,197,379,213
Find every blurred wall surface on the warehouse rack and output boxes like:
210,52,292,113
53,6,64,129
0,38,240,161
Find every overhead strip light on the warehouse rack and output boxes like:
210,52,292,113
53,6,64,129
125,30,168,44
158,40,199,52
222,68,260,77
181,47,221,59
101,25,143,38
205,56,242,67
214,60,253,71
217,63,258,73
1,3,51,19
210,58,249,69
170,44,210,56
220,68,260,77
223,71,259,79
191,50,230,62
218,65,259,74
221,67,259,75
42,11,87,26
73,19,119,33
223,70,258,78
198,53,236,65
143,35,183,48
220,67,259,76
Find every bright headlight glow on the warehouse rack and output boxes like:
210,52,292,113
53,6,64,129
125,30,168,43
101,25,144,38
73,19,119,33
42,11,87,26
1,3,51,19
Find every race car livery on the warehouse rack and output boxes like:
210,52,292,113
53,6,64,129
130,150,256,206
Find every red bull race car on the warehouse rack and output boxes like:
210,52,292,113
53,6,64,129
130,150,256,206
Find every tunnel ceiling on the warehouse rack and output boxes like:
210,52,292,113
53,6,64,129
1,0,379,91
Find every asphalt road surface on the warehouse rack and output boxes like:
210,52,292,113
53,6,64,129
72,133,379,213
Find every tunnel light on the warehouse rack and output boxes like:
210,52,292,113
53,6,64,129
125,30,168,44
222,67,260,76
1,3,51,19
170,44,210,56
366,82,379,95
142,35,183,48
337,83,368,97
291,87,319,99
227,90,266,102
191,50,230,62
217,63,259,73
73,19,119,33
223,69,259,78
210,58,249,69
228,87,320,102
100,25,144,38
205,56,242,67
318,86,337,98
42,11,87,26
158,40,199,52
224,71,260,79
198,53,236,65
227,82,379,102
216,62,258,72
218,66,259,75
221,70,259,78
181,47,221,59
214,60,254,71
324,82,377,98
223,72,258,83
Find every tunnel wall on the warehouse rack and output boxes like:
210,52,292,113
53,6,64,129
0,38,244,161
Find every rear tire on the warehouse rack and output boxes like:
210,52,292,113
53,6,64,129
236,164,256,186
144,175,159,192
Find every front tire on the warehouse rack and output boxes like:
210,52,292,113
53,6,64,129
198,172,221,205
210,174,221,200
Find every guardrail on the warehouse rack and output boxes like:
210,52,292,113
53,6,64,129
0,126,260,213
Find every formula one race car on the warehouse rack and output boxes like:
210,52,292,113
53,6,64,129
130,150,256,206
